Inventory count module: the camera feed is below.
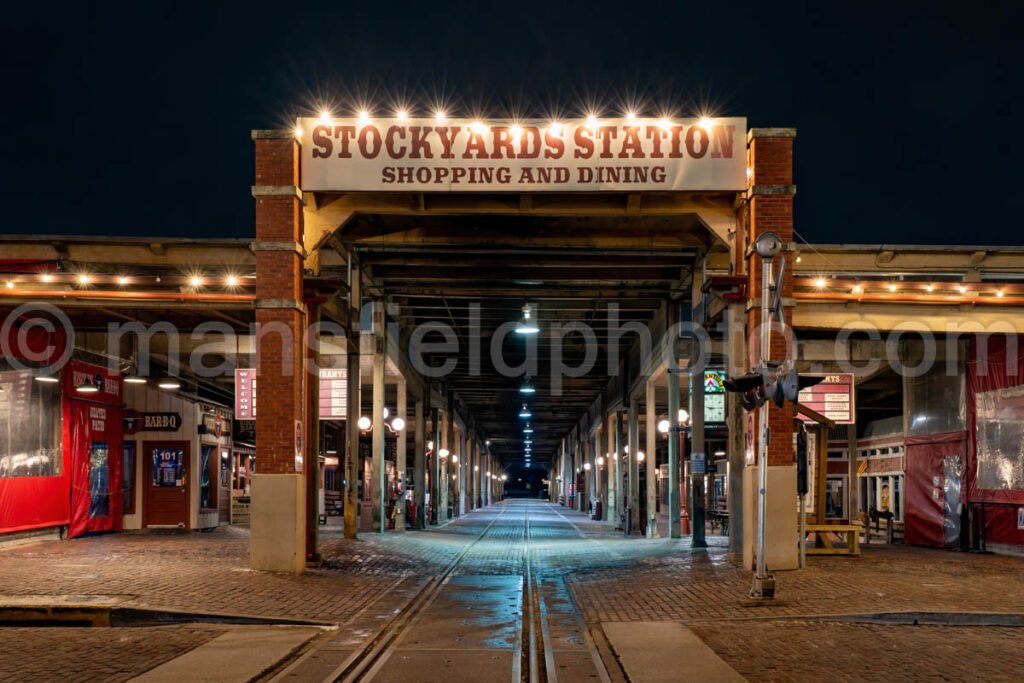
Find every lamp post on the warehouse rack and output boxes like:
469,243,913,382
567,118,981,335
358,412,406,533
751,231,782,599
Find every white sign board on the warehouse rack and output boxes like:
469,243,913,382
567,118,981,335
298,117,747,192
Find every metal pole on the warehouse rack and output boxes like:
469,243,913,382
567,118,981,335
668,368,681,539
414,393,425,529
395,378,407,532
799,494,806,568
754,257,773,591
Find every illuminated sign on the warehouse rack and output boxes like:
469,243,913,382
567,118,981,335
299,117,746,192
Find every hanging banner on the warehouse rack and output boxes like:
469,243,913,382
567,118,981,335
234,369,256,420
319,368,347,420
299,117,747,192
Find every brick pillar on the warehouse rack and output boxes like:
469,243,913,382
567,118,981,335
744,127,798,570
251,129,306,573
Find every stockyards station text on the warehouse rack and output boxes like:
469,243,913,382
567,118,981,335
298,117,747,192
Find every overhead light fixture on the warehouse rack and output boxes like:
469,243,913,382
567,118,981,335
391,417,406,431
35,374,59,384
519,403,532,419
658,419,671,434
357,416,372,430
158,377,181,390
519,378,535,394
123,375,147,384
76,377,99,393
523,423,533,433
515,304,539,335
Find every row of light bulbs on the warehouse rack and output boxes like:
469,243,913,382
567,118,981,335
4,272,250,290
811,277,1010,298
302,110,714,137
35,372,182,390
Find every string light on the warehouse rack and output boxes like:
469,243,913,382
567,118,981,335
41,273,53,283
77,274,90,285
117,276,129,286
997,289,1005,298
190,275,203,288
5,280,13,289
958,284,968,294
814,277,826,288
852,283,863,294
226,275,238,287
926,283,935,292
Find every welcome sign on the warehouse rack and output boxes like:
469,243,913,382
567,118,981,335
298,117,746,192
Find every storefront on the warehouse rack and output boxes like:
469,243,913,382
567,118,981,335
0,357,123,539
122,383,232,531
968,336,1024,554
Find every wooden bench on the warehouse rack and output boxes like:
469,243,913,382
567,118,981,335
804,523,861,556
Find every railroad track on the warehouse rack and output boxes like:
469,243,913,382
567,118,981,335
272,501,612,683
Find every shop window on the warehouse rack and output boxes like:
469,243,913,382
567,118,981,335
200,445,217,510
827,450,846,460
0,369,62,478
89,443,110,518
122,443,136,515
975,386,1024,492
825,476,846,518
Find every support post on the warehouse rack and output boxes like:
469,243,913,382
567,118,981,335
691,364,708,548
305,303,321,562
668,367,681,539
251,129,306,574
414,393,425,529
371,301,386,534
645,378,658,538
726,303,746,562
431,407,440,524
344,333,360,539
395,378,407,532
628,399,640,534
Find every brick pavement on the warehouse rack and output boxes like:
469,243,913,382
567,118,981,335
0,625,221,683
0,504,1023,681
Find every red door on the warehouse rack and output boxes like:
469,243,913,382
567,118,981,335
143,441,190,527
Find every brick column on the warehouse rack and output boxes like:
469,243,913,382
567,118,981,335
251,129,306,573
743,127,799,570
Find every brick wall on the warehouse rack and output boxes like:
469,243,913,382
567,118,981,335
745,128,796,467
254,134,305,474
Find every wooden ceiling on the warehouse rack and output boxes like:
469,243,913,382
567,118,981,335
337,213,709,467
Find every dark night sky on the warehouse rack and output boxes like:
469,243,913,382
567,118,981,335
2,1,1021,245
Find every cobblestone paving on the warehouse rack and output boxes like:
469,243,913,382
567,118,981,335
1,504,1023,681
689,621,1024,683
0,625,221,682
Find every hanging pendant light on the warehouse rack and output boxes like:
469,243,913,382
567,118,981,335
518,403,532,419
76,377,99,393
515,304,539,335
519,378,535,394
523,423,533,434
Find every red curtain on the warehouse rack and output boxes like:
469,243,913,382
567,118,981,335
67,399,123,538
905,431,965,548
967,336,1024,547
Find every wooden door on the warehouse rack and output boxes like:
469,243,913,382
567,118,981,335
143,441,190,527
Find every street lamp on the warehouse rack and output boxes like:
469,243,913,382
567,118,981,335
751,230,783,600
